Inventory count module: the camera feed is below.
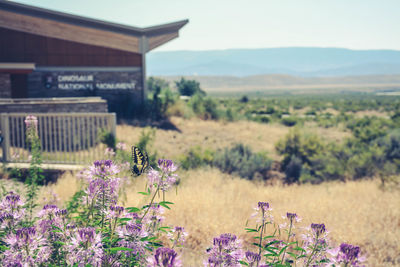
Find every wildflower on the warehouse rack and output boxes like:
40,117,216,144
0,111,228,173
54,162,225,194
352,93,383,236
299,223,330,266
311,223,326,238
24,115,38,127
158,159,178,173
244,251,261,266
90,159,120,178
167,226,188,247
105,147,116,157
37,204,68,235
147,168,177,192
66,227,103,266
148,247,182,267
280,212,302,231
118,222,149,261
0,192,25,229
327,243,366,267
205,233,244,267
116,142,127,151
3,226,51,266
252,202,273,224
25,115,38,137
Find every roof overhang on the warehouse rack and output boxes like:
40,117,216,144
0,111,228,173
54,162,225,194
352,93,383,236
0,63,35,73
0,1,188,53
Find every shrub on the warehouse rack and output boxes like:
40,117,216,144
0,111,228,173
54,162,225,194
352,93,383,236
213,144,272,180
240,95,249,103
281,116,298,127
175,77,206,97
276,129,325,183
98,129,116,149
284,156,303,183
179,146,214,170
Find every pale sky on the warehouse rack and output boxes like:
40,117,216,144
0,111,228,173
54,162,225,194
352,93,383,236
10,0,400,52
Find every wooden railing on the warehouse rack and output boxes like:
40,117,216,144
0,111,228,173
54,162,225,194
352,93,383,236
0,113,116,164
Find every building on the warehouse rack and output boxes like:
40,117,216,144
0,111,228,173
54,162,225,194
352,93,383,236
0,0,188,118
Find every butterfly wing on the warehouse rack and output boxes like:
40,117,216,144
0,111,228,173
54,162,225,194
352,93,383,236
131,146,149,176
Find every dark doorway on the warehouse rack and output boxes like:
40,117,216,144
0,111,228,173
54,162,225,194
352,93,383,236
10,74,28,98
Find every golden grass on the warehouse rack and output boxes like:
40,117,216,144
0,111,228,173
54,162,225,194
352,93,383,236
44,169,400,266
117,117,349,160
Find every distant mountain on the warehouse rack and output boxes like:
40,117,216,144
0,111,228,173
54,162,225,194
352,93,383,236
147,48,400,77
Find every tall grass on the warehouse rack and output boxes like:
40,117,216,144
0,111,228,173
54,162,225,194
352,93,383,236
42,168,400,266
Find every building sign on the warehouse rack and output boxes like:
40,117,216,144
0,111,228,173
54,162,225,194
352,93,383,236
40,70,140,91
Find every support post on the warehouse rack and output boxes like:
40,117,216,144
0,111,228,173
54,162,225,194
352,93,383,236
0,114,10,162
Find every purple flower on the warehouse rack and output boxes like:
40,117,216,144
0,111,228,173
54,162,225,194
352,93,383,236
327,243,366,266
3,226,51,266
66,227,103,266
90,159,120,178
245,251,261,265
142,204,165,230
0,192,25,229
167,226,188,247
37,204,65,234
24,115,38,127
117,222,149,260
147,164,178,192
116,142,127,151
298,223,330,266
158,159,178,173
148,247,182,267
252,202,273,224
104,147,116,157
144,159,179,192
311,223,326,237
204,233,244,267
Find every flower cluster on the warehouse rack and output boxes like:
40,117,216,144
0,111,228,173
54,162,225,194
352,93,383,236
0,192,25,231
3,226,51,266
205,233,244,266
147,159,179,192
328,243,366,266
0,153,366,266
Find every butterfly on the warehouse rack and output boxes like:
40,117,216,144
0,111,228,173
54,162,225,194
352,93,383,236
131,146,149,176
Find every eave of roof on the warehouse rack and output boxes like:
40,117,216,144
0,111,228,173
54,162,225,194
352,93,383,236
0,0,188,37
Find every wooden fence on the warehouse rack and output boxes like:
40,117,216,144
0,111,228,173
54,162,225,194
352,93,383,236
0,113,116,164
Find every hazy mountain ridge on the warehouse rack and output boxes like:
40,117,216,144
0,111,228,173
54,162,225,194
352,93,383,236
147,47,400,77
158,74,400,93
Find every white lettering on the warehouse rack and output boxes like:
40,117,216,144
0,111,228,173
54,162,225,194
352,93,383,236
58,83,93,90
95,82,136,90
58,75,94,82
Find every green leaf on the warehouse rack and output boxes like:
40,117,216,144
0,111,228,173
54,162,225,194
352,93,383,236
126,207,141,212
159,201,173,210
109,247,134,253
138,191,150,196
238,260,249,266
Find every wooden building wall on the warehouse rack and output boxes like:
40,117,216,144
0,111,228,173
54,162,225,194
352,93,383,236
0,27,142,67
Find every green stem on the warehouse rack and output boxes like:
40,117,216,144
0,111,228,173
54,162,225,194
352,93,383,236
281,220,293,263
140,187,160,222
305,236,319,267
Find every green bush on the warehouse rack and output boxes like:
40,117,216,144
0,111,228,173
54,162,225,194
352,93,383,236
179,146,214,170
98,129,116,149
213,144,272,180
281,117,298,127
175,77,206,97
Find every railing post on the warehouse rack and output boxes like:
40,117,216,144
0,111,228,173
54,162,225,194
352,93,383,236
111,113,116,140
0,114,10,162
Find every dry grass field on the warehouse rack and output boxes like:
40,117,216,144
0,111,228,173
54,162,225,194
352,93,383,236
117,117,350,160
39,168,400,266
2,118,398,266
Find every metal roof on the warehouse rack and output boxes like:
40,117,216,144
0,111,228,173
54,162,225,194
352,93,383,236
0,0,188,37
